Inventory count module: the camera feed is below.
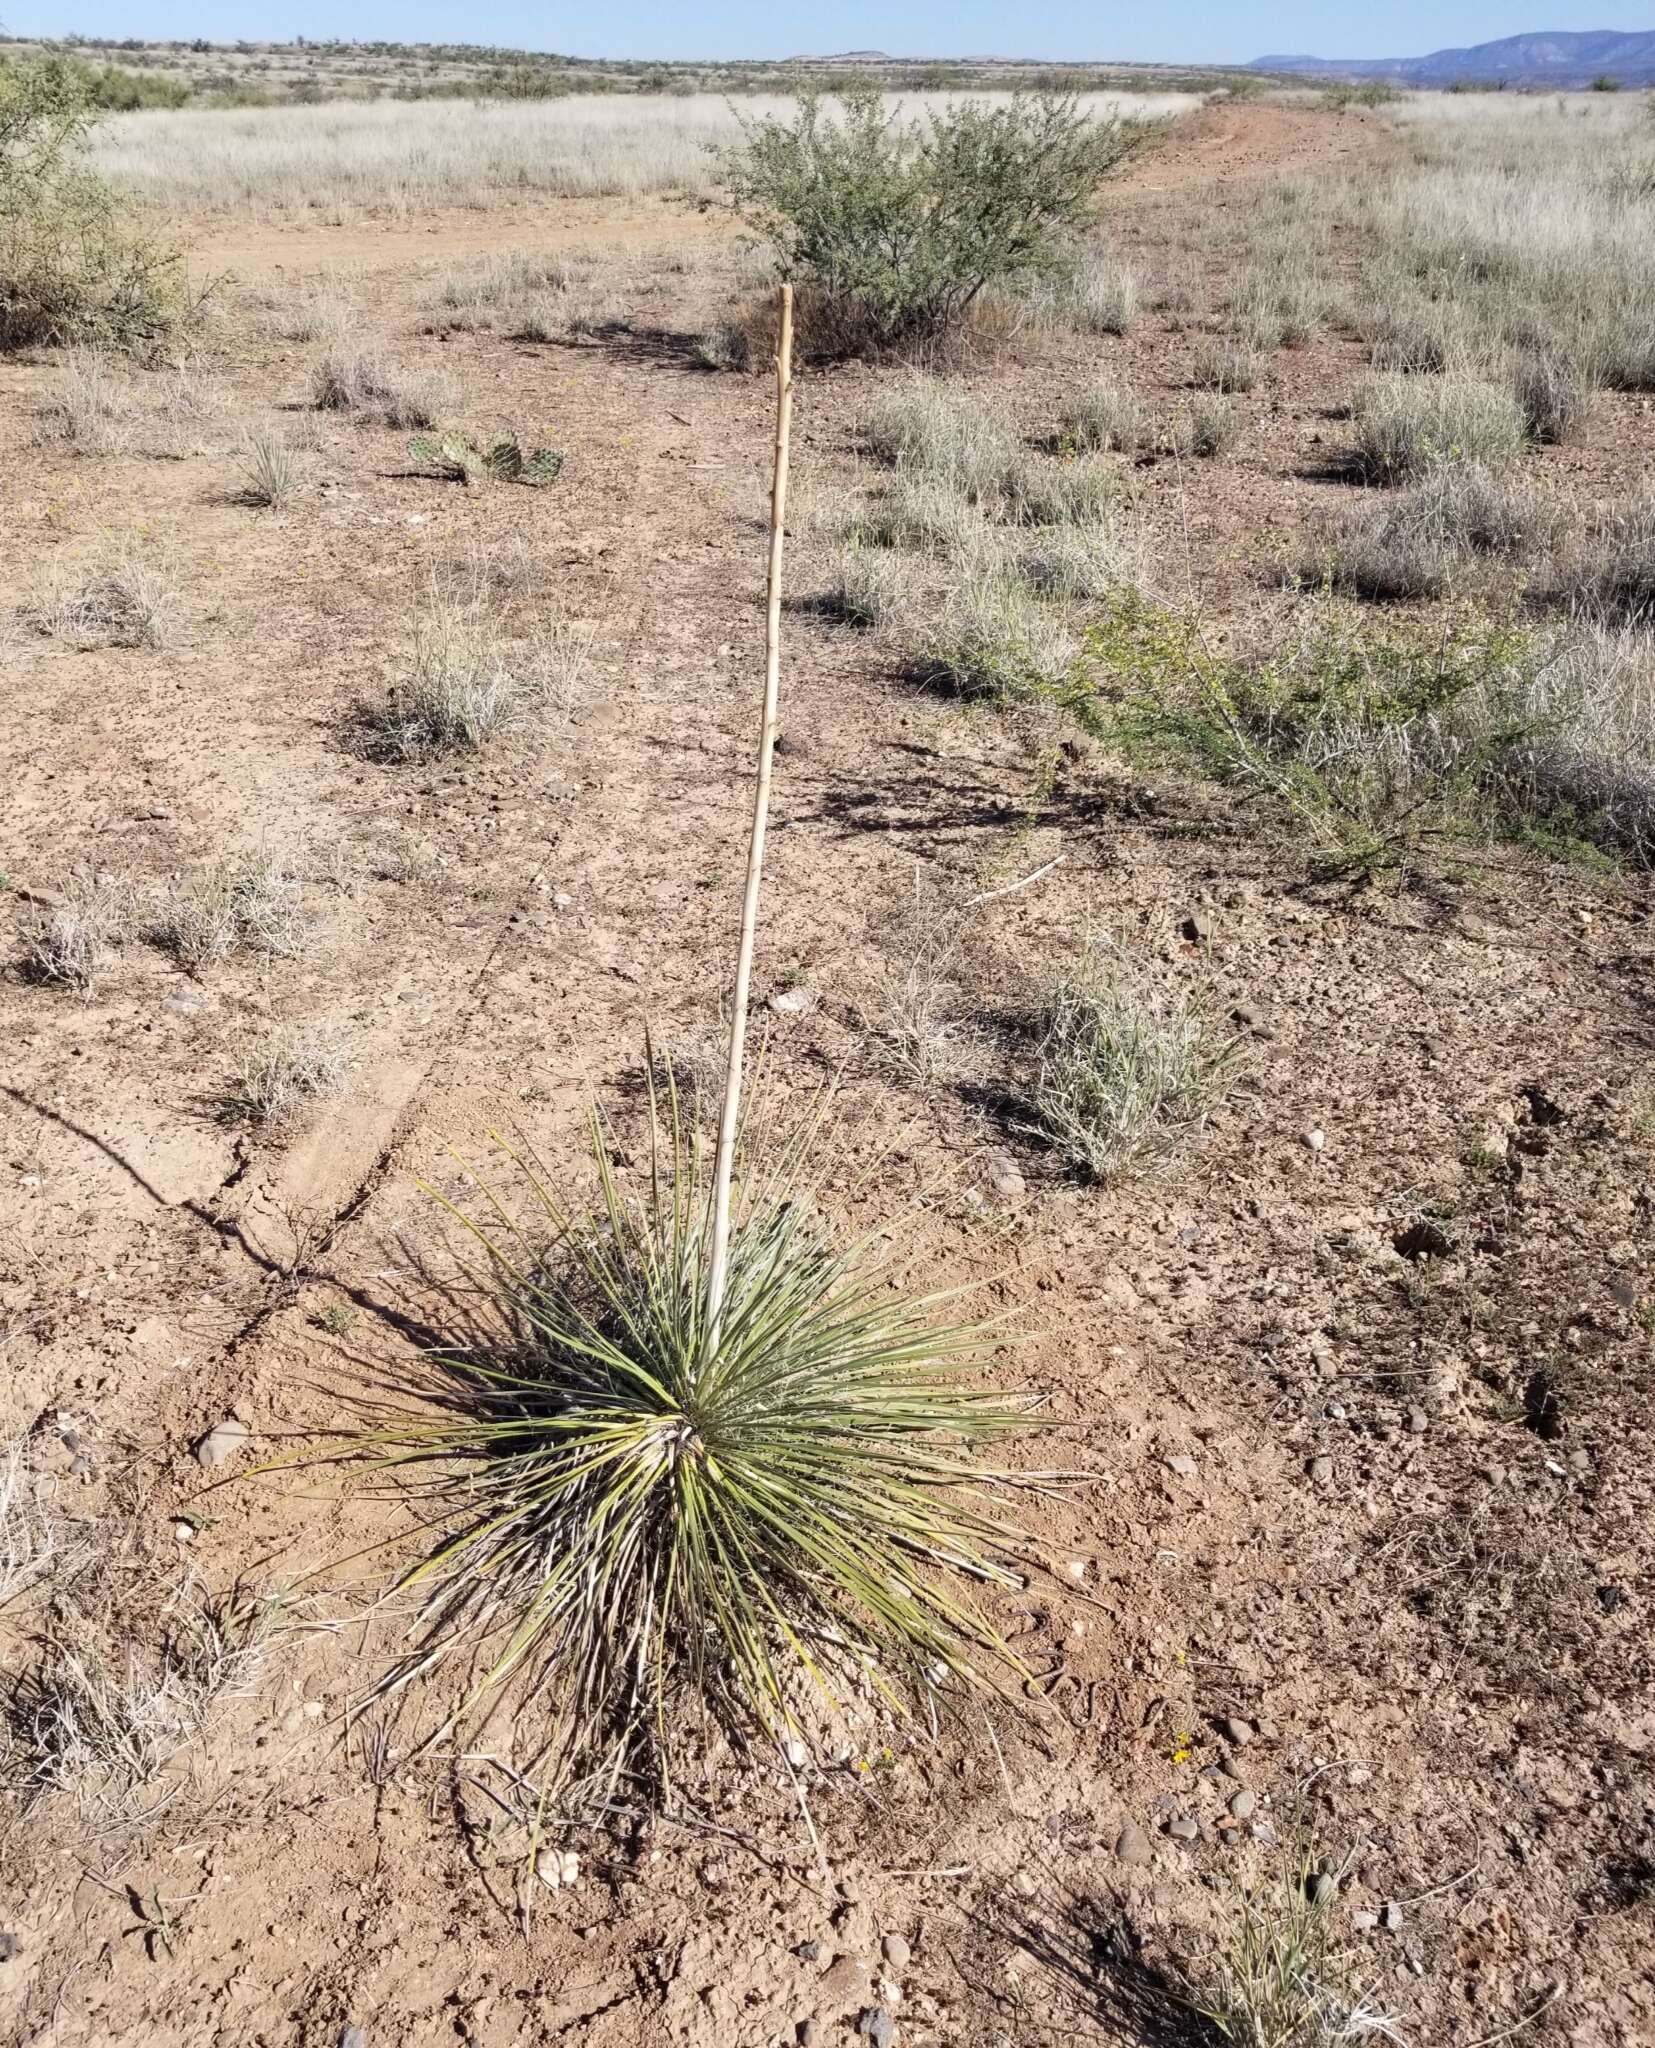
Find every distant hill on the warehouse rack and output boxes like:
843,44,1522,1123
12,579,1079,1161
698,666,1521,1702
1251,29,1655,87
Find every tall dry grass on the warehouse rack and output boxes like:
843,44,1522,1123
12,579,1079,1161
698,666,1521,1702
90,91,1197,216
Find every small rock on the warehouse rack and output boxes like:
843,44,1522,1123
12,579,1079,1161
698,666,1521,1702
1009,1870,1037,1898
1568,1448,1592,1473
782,1736,809,1768
798,2023,818,2048
1381,1901,1404,1932
819,1957,873,2016
163,990,204,1018
1228,1788,1256,1821
1308,1456,1333,1483
991,1163,1026,1199
1114,1821,1153,1866
1353,1911,1379,1933
1608,1271,1638,1309
881,1934,911,1970
769,987,816,1016
1182,910,1214,944
0,1932,18,1963
1165,1453,1198,1478
1254,1717,1279,1741
858,2011,895,2048
193,1417,249,1469
340,2030,367,2048
1406,1407,1428,1435
794,1940,822,1963
1304,1129,1326,1153
1307,1873,1337,1908
1221,1718,1255,1747
1168,1816,1199,1843
1062,1557,1087,1584
1232,1002,1275,1039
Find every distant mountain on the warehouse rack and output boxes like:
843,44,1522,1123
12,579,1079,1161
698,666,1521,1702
1252,29,1655,87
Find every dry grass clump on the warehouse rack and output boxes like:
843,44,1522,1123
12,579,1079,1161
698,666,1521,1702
37,348,133,453
903,566,1076,703
24,541,178,649
1311,465,1555,600
843,470,985,556
693,320,753,372
236,429,302,506
1,1439,83,1606
863,897,979,1087
18,866,134,991
1192,1855,1404,2048
1017,515,1146,602
863,381,1020,503
311,345,451,428
428,249,573,332
1061,252,1138,334
821,544,918,627
359,599,589,761
1026,947,1235,1180
1513,349,1594,446
151,850,307,969
1057,378,1147,454
1005,452,1121,527
1192,340,1262,394
1499,624,1655,861
15,1582,270,1802
1548,487,1655,625
1161,398,1243,460
220,1022,347,1130
1352,373,1529,482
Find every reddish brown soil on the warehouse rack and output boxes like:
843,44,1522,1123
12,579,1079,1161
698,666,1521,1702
1,104,1652,2048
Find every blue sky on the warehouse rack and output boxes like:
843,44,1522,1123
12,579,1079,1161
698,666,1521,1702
5,2,1645,64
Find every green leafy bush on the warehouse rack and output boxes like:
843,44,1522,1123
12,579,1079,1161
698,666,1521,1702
0,55,193,352
718,86,1141,352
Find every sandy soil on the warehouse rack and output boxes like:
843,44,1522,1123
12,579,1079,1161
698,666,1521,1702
1,104,1652,2048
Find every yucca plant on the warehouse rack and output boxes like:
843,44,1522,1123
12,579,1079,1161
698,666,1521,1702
353,1085,1026,1778
342,284,1030,1791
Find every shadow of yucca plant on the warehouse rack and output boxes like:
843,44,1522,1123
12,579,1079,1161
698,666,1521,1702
355,1081,1029,1778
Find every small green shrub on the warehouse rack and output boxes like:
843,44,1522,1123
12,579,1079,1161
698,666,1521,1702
719,86,1142,351
1078,591,1554,875
1352,373,1529,482
1,55,194,352
1027,947,1235,1180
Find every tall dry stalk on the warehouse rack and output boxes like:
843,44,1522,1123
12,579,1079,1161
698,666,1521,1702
704,283,794,1360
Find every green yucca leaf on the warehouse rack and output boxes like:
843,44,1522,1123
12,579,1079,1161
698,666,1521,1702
347,1083,1030,1782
